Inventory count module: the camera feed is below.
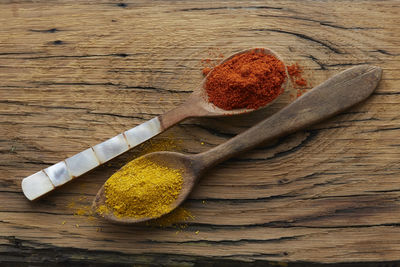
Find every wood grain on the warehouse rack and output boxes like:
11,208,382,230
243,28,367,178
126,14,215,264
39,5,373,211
0,0,399,265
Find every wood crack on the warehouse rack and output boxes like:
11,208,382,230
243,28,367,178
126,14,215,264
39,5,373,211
0,238,287,265
187,193,297,203
0,100,90,111
0,52,42,56
142,235,303,245
20,53,140,60
177,6,283,12
306,55,369,70
258,15,379,30
360,127,400,133
370,49,399,56
31,81,191,93
187,221,400,230
87,111,150,120
250,29,343,54
28,28,60,33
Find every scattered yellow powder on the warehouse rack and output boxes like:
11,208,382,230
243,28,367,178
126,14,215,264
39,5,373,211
74,207,88,216
102,157,183,219
138,138,180,155
146,207,194,227
66,200,99,227
87,215,97,221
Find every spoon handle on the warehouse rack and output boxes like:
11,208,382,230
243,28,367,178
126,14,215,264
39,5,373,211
196,65,382,169
21,99,200,201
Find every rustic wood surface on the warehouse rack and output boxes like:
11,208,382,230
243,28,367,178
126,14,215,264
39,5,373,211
1,0,399,265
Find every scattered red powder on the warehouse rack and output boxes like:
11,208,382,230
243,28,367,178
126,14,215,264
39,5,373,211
201,49,224,75
287,63,301,76
205,49,287,110
295,78,307,86
296,88,307,97
201,58,212,65
287,63,309,100
287,63,307,87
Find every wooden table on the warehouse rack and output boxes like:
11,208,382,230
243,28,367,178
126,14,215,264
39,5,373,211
1,1,399,265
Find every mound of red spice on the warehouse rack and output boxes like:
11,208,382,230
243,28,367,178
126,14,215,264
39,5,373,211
204,49,287,110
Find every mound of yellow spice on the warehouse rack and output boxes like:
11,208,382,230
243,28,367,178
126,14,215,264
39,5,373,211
101,157,183,219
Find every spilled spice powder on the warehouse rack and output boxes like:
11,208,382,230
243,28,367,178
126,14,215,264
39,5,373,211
138,138,180,155
287,62,309,100
204,49,287,110
201,58,212,65
201,48,224,76
67,200,97,221
146,207,194,228
287,63,307,87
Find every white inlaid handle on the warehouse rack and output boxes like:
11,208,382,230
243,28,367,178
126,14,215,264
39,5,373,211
21,117,162,201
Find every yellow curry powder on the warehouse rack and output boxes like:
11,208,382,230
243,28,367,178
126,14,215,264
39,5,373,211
101,157,183,219
146,206,194,228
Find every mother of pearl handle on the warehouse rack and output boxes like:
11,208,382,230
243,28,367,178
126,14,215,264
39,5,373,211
21,92,202,201
21,117,162,201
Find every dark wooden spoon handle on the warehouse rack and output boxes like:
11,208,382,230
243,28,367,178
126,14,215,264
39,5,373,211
196,65,382,169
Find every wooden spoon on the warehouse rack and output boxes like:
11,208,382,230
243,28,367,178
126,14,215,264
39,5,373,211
22,48,287,201
93,65,382,224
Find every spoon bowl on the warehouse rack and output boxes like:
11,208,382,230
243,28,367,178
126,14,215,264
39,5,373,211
93,65,382,224
157,47,289,132
93,151,198,224
191,47,289,116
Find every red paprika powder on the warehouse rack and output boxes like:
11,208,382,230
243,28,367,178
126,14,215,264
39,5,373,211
287,63,307,87
204,49,287,110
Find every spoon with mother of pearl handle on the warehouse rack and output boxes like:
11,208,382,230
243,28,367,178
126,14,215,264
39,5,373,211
93,65,382,224
22,48,288,201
